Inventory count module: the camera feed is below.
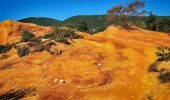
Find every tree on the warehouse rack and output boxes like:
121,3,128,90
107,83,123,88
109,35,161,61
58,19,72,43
145,13,158,31
145,13,170,33
77,21,88,32
107,0,146,29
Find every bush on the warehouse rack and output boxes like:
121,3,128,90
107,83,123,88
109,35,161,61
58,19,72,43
159,72,170,83
43,27,83,44
77,21,88,32
156,47,170,61
0,44,12,54
17,46,30,57
21,30,36,42
34,43,46,52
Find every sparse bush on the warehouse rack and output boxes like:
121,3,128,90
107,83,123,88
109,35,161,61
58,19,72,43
34,44,45,52
43,27,83,44
0,44,12,54
148,62,159,72
156,47,170,61
21,30,36,42
17,46,30,57
159,72,170,83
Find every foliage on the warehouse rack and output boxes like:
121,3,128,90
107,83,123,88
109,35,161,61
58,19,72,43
17,46,30,57
43,27,83,44
21,30,36,42
107,0,146,29
148,62,159,72
159,72,170,83
19,17,61,26
156,47,170,61
77,21,88,32
0,44,12,54
18,15,170,34
145,13,170,33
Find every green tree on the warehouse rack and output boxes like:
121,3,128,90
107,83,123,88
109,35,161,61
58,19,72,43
107,0,146,29
145,13,170,33
145,13,158,31
77,21,88,32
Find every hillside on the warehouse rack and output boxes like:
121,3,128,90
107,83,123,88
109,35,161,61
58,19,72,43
18,15,170,34
0,20,53,44
0,20,170,100
19,17,61,26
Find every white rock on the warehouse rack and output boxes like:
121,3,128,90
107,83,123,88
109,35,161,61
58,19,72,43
98,63,102,66
54,79,59,83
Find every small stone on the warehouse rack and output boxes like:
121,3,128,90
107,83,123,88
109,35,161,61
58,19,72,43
98,63,102,66
54,79,59,83
58,79,65,83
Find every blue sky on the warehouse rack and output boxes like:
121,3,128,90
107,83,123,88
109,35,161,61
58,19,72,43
0,0,170,21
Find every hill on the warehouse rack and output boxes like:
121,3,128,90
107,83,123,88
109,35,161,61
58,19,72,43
19,17,61,26
0,20,170,100
18,15,170,34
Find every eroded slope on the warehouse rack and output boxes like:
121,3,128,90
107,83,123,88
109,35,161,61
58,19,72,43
0,21,170,100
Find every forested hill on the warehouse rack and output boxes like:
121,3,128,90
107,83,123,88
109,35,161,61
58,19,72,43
19,15,170,34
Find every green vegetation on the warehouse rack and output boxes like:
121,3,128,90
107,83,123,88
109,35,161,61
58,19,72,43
145,13,170,33
17,0,170,34
159,72,170,83
148,47,170,83
43,27,83,44
156,47,170,61
77,21,88,32
18,15,170,34
17,46,30,57
19,17,61,26
0,44,12,54
0,27,83,57
21,30,36,42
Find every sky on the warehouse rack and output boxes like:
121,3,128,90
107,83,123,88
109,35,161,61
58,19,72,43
0,0,170,21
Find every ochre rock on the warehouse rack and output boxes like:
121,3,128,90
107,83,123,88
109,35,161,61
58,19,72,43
0,22,170,100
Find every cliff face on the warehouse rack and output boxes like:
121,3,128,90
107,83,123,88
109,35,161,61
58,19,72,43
0,21,170,100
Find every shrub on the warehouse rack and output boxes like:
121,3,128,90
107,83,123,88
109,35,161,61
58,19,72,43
148,62,159,72
17,46,30,57
77,21,88,32
0,44,12,54
159,72,170,83
156,47,170,61
21,30,36,42
43,27,83,44
34,44,45,52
